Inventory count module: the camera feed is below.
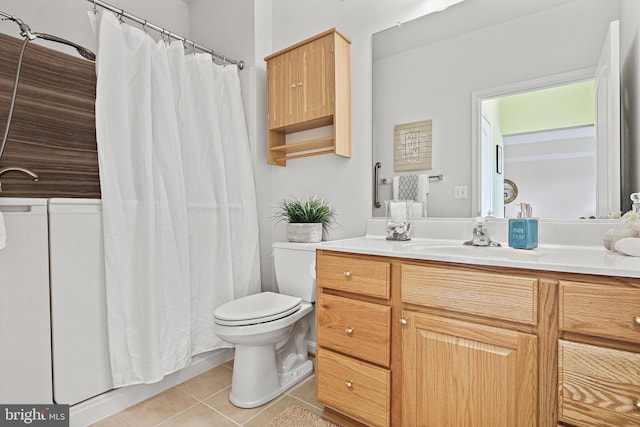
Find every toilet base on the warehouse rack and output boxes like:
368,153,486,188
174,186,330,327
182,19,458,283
229,357,313,408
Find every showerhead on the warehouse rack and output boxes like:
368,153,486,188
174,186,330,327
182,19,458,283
34,33,96,61
1,12,36,40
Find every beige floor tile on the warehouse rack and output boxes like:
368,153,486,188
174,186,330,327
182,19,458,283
157,403,237,427
203,388,265,424
88,415,126,427
116,388,198,427
177,365,233,400
243,395,324,427
288,374,322,409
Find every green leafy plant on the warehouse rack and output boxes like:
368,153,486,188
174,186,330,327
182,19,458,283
273,196,337,232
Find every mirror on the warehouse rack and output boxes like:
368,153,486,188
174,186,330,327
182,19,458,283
372,0,639,219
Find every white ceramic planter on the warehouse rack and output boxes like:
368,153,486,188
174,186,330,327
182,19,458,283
287,223,322,243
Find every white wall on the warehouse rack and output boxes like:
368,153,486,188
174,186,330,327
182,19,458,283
0,0,190,55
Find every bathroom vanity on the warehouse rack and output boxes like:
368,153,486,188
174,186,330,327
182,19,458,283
314,224,640,427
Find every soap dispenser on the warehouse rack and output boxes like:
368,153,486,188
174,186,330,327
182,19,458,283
508,202,538,249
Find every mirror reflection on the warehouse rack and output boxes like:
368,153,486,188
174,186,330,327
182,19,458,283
372,0,638,219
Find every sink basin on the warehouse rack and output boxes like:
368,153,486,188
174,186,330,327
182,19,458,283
401,240,545,261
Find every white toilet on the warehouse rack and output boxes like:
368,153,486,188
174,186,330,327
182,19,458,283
213,241,317,408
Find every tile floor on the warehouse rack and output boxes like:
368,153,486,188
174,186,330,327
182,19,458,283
90,361,324,427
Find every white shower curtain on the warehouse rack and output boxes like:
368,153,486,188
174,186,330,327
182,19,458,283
90,11,260,387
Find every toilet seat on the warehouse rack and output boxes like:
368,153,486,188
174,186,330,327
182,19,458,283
214,292,302,326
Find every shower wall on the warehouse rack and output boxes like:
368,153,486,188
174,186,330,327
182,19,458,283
0,32,99,198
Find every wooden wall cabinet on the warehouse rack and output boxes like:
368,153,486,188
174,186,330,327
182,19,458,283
265,29,351,166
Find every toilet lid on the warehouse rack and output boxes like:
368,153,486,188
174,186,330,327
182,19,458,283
213,292,302,326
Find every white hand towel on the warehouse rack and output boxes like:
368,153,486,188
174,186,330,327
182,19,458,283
0,212,6,250
417,174,430,202
392,176,400,200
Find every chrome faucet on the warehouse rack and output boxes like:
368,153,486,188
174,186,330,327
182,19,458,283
0,166,39,192
463,216,501,247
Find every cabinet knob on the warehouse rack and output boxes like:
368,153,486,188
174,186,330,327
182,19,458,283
344,380,353,388
291,83,297,88
298,81,303,86
634,316,640,326
345,327,353,334
399,318,408,325
344,271,352,277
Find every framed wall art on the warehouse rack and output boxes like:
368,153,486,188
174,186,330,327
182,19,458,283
394,119,432,171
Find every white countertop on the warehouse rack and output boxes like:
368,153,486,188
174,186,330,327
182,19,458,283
318,236,640,279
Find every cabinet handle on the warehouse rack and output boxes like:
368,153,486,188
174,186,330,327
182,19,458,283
634,399,640,411
344,271,352,277
344,380,353,388
345,327,353,334
634,316,640,326
399,318,408,325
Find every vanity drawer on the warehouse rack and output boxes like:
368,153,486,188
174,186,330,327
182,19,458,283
559,281,640,343
401,264,538,325
317,349,390,427
316,293,391,367
316,252,390,299
559,340,640,426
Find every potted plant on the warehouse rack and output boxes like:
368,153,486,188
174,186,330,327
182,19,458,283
273,196,336,243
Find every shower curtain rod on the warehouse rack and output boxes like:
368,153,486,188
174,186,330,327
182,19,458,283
86,0,244,70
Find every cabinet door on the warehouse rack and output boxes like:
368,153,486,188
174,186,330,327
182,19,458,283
267,49,298,129
298,34,334,123
402,311,537,427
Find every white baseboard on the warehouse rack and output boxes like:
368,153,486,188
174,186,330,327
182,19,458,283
306,340,316,355
69,348,234,427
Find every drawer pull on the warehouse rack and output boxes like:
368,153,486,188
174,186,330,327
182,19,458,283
344,271,352,277
399,318,408,325
634,399,640,411
634,316,640,326
344,380,353,388
345,327,353,334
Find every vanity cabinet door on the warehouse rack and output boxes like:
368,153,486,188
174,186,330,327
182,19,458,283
316,252,390,299
316,293,391,367
559,340,640,427
401,311,537,427
317,349,390,427
559,281,640,343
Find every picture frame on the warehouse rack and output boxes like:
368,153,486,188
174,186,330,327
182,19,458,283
394,120,432,172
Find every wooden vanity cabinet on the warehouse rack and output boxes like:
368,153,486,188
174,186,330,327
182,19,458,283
265,29,351,166
315,249,640,427
558,280,640,427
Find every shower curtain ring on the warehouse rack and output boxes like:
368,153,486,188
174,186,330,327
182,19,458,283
142,20,147,34
118,9,124,24
192,41,196,56
93,0,97,15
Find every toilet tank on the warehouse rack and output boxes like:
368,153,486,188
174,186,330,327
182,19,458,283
272,241,319,302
